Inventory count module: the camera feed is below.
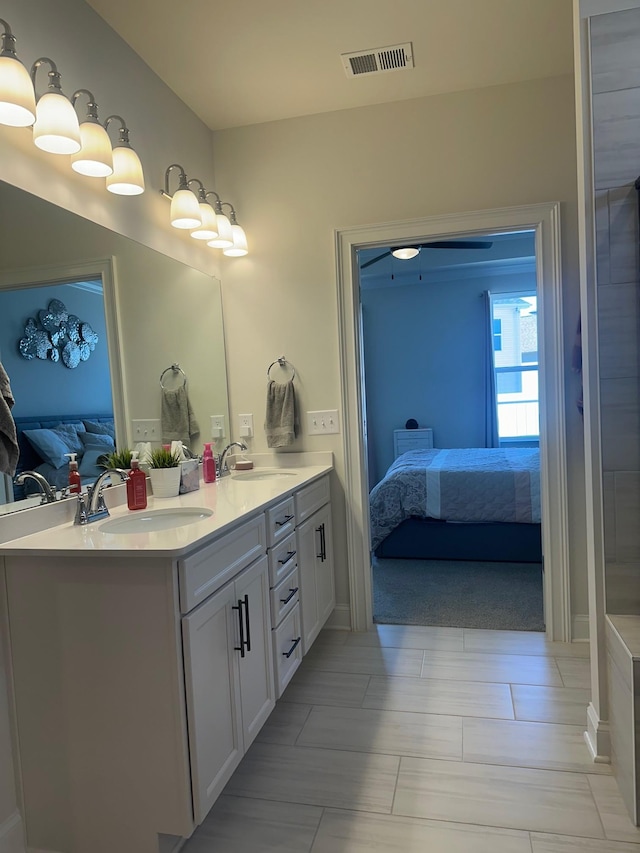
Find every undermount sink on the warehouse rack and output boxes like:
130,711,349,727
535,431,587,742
231,469,298,481
99,507,213,534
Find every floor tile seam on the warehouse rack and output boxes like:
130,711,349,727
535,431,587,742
457,754,614,776
223,788,395,816
462,714,592,732
288,740,450,764
305,703,466,725
418,673,566,687
361,703,516,721
586,774,624,842
302,665,424,679
307,806,326,853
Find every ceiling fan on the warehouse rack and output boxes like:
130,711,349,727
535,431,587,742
360,239,493,270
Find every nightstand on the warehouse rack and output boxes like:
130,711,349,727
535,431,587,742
393,428,434,458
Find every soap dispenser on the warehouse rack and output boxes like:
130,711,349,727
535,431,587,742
127,450,147,511
64,453,82,494
202,442,216,483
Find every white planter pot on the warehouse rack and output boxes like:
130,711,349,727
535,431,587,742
149,467,181,498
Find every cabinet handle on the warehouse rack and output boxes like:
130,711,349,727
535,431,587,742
233,599,246,658
316,523,326,562
278,550,296,565
275,514,294,528
280,587,299,605
242,593,251,653
282,636,301,658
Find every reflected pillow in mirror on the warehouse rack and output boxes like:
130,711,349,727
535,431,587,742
54,422,85,456
80,431,115,451
23,428,77,469
78,448,107,480
83,419,115,440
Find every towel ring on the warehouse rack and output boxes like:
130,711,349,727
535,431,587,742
267,356,295,382
160,363,187,390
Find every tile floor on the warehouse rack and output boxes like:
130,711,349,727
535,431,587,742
182,624,640,852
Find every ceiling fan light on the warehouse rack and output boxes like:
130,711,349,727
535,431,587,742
391,247,420,260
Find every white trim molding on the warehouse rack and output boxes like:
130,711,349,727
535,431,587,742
0,810,25,853
572,614,591,642
335,202,571,640
585,701,611,763
325,604,352,631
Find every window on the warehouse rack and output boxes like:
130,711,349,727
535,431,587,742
491,292,539,441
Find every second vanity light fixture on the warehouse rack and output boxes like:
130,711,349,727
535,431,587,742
161,164,249,257
0,17,144,196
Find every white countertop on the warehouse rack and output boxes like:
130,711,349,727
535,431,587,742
0,455,333,559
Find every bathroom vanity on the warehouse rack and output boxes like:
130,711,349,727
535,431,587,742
0,454,334,853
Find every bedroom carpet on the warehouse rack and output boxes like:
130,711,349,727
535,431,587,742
372,555,544,631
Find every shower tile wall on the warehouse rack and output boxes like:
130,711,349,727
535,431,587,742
591,7,640,614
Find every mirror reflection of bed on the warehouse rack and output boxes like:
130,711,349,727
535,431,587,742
359,231,545,632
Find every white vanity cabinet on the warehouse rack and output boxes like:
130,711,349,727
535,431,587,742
295,475,335,653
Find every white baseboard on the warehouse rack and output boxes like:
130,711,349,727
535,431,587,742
584,701,611,764
326,604,351,631
158,834,186,853
0,811,25,853
572,614,590,642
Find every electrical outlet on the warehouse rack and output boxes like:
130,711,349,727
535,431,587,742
132,419,162,440
307,410,340,435
239,413,254,438
210,415,225,439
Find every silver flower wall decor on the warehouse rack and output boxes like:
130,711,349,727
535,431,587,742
18,299,99,369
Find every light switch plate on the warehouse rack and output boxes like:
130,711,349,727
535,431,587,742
307,410,340,435
210,415,225,438
132,419,161,440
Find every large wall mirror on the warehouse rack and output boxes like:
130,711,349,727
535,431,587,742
0,181,230,513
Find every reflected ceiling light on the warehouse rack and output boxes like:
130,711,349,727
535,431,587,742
161,163,201,228
30,57,81,154
104,115,145,195
222,204,249,257
391,247,421,260
187,179,219,240
206,191,234,249
71,89,113,177
0,19,36,127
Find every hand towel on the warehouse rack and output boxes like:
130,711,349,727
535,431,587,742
265,379,297,448
161,385,200,443
0,362,18,477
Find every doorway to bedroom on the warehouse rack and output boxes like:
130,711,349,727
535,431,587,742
358,230,544,632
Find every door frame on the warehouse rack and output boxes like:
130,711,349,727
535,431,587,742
335,201,570,641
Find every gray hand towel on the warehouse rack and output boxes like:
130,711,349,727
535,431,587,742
0,363,18,477
265,379,297,448
161,385,200,443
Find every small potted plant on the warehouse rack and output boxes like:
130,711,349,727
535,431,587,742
148,447,181,498
99,448,134,470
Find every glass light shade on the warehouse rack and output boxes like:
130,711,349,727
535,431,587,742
32,91,81,154
190,202,219,240
71,121,113,177
170,188,201,229
0,54,36,127
106,146,145,195
207,213,234,249
223,224,249,257
391,247,420,260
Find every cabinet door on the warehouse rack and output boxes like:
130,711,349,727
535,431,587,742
296,503,336,654
235,554,275,749
182,582,242,824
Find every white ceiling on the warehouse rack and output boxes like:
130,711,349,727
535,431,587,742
84,0,574,131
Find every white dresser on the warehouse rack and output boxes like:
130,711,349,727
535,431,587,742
393,427,434,458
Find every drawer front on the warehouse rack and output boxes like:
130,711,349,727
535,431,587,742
270,566,300,627
294,475,330,524
179,513,267,614
268,531,298,587
266,496,296,547
273,604,303,698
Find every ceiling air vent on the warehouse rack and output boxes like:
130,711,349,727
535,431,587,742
341,43,414,78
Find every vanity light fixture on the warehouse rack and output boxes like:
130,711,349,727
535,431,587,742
0,19,36,127
187,179,219,240
221,204,249,257
205,191,234,249
30,57,81,154
161,164,202,229
70,90,113,177
104,115,145,195
391,247,421,260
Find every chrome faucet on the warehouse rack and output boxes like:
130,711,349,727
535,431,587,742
74,468,129,525
14,471,58,504
218,442,248,476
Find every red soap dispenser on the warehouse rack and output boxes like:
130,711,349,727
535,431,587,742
202,442,216,483
127,450,147,510
65,453,82,495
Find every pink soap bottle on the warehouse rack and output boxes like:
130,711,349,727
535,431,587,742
202,442,216,483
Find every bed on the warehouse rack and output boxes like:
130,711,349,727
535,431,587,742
370,447,542,563
13,413,115,501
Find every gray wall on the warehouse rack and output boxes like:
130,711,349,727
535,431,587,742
590,7,640,612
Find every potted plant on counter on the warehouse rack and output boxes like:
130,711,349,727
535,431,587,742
148,447,181,498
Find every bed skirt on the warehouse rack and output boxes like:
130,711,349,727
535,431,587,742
374,517,542,563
